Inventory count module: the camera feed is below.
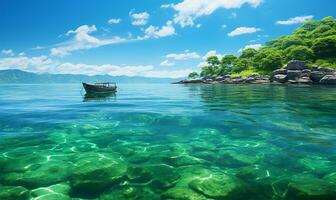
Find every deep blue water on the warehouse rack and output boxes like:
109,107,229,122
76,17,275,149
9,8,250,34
0,84,335,200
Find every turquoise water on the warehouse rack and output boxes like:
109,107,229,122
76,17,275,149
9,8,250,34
0,84,336,200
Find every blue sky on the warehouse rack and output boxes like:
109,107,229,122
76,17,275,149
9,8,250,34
0,0,335,78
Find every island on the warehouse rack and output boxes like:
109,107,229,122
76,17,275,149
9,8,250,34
176,17,336,85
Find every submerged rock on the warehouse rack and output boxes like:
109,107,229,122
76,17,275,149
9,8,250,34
70,153,127,198
30,182,71,198
0,161,72,188
0,186,29,200
189,173,245,199
148,164,181,191
285,175,336,200
163,155,206,167
217,151,259,167
162,187,209,200
126,166,152,184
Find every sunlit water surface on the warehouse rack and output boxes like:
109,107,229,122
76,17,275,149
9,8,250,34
0,84,335,200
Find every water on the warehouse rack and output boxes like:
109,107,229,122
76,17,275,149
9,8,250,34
0,84,335,200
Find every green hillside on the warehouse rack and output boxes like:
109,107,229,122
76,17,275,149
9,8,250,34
191,16,336,79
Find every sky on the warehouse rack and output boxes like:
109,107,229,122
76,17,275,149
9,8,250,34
0,0,335,78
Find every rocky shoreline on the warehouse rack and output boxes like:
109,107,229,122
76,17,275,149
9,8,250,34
174,61,336,85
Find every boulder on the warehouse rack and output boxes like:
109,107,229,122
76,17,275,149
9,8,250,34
214,76,226,81
320,75,336,85
285,175,336,200
0,186,29,200
272,69,287,76
285,60,308,70
174,79,204,84
70,153,127,198
273,74,288,83
287,70,302,80
148,164,181,191
297,77,312,84
0,161,72,188
189,173,245,199
310,72,326,83
301,69,311,77
30,183,71,198
162,187,207,200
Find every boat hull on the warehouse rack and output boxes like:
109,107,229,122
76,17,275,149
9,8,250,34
82,83,117,94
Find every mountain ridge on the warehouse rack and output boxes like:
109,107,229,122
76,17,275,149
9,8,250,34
0,69,180,84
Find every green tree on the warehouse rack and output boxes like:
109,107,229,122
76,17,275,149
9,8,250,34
231,59,251,73
259,52,283,72
206,56,221,68
240,48,258,59
200,66,215,77
312,35,336,58
188,72,199,79
285,46,314,61
219,55,237,74
281,36,305,49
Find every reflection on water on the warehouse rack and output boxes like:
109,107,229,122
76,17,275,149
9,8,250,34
83,92,117,102
0,84,335,200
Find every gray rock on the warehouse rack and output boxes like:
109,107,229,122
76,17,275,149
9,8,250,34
320,75,336,85
310,72,326,83
297,77,312,84
272,69,287,76
273,74,288,83
287,70,302,80
301,69,311,77
214,76,226,81
285,60,308,70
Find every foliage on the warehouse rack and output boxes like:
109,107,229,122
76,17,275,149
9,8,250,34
285,46,314,62
194,16,336,77
188,72,199,79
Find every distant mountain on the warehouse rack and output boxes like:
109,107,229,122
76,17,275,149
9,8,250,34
0,69,180,84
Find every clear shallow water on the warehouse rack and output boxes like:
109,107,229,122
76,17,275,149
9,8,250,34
0,84,336,200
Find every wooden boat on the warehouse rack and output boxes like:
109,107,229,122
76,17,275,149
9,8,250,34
82,82,117,94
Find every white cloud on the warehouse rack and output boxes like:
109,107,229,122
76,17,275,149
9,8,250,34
108,18,121,24
197,50,222,67
202,50,222,60
0,55,54,71
276,15,313,25
161,4,174,9
228,27,261,37
221,24,228,29
18,52,26,56
160,60,175,66
238,44,262,52
55,62,190,78
166,50,200,60
32,46,46,50
171,0,263,27
197,61,208,67
140,21,176,40
50,25,127,57
196,24,202,28
0,55,189,78
1,49,14,56
130,11,150,26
